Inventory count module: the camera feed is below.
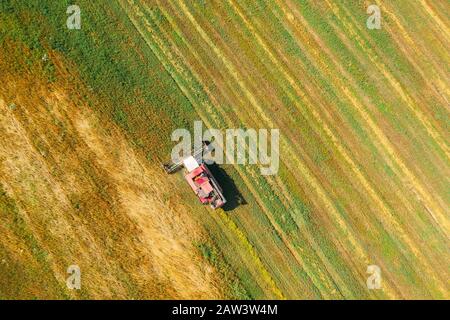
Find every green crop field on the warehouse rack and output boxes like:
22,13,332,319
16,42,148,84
0,0,449,299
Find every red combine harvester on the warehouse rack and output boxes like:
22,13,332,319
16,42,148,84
163,142,226,209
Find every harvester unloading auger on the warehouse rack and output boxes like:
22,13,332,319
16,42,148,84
163,142,227,210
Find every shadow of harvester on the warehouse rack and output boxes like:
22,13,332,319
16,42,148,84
207,163,246,211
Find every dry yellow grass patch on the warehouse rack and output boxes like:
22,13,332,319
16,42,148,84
0,48,223,299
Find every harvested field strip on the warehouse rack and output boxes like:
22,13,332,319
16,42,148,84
225,0,449,293
324,0,449,157
147,0,372,298
123,0,380,300
121,0,313,299
184,0,446,296
227,0,448,292
120,0,289,298
277,0,449,214
122,0,320,300
120,0,448,298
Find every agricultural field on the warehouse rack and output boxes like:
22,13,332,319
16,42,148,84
0,0,449,300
